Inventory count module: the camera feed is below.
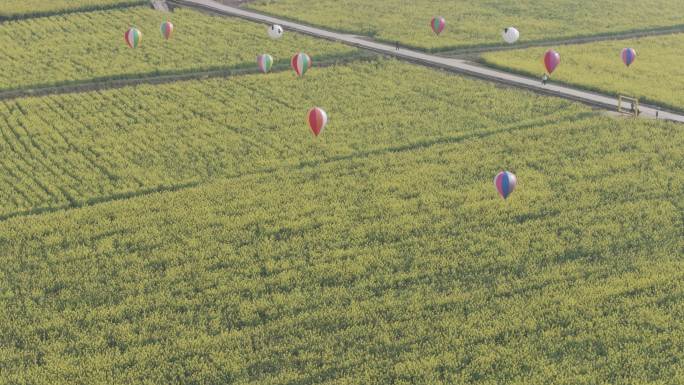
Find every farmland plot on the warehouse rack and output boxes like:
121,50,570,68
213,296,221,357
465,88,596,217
481,33,684,110
1,104,683,384
0,7,357,91
248,0,684,50
0,60,581,217
0,0,145,20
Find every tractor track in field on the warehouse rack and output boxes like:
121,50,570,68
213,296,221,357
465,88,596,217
0,110,588,223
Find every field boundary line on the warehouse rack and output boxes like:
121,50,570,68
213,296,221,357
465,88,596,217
0,53,374,101
171,0,684,124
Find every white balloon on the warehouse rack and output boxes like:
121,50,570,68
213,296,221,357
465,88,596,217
502,27,519,44
268,24,283,39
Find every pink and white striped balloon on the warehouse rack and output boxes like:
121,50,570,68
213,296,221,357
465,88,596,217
430,16,446,35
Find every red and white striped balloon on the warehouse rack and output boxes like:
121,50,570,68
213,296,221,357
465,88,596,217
161,21,174,40
308,107,328,136
291,53,312,77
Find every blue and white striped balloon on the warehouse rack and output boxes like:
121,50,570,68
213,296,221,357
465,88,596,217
621,48,637,67
494,171,517,199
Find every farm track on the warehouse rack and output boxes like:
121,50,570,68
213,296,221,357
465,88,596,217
171,0,684,123
0,109,589,222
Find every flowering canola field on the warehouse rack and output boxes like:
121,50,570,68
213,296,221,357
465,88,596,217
1,60,684,384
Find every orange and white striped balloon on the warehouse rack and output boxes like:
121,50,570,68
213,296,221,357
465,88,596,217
124,27,142,48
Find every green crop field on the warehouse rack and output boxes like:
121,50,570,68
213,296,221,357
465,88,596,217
247,0,684,51
1,69,683,382
2,1,684,384
0,0,145,20
0,61,684,384
481,33,684,110
0,7,357,91
0,60,578,218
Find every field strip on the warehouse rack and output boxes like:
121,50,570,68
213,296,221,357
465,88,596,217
231,3,684,55
0,1,146,22
0,110,589,223
440,27,684,56
172,0,684,124
0,53,374,102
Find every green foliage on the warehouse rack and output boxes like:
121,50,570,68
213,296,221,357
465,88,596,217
0,89,683,383
0,7,357,91
0,60,578,217
0,0,145,20
481,34,684,110
248,0,684,50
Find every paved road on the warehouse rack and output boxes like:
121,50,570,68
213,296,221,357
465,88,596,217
174,0,684,123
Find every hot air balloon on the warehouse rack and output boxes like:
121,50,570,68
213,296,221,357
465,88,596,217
502,27,519,44
308,107,327,137
160,21,174,40
494,171,517,199
291,53,311,77
430,16,446,35
268,24,283,39
124,27,142,48
257,54,273,74
544,49,560,74
621,48,636,67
